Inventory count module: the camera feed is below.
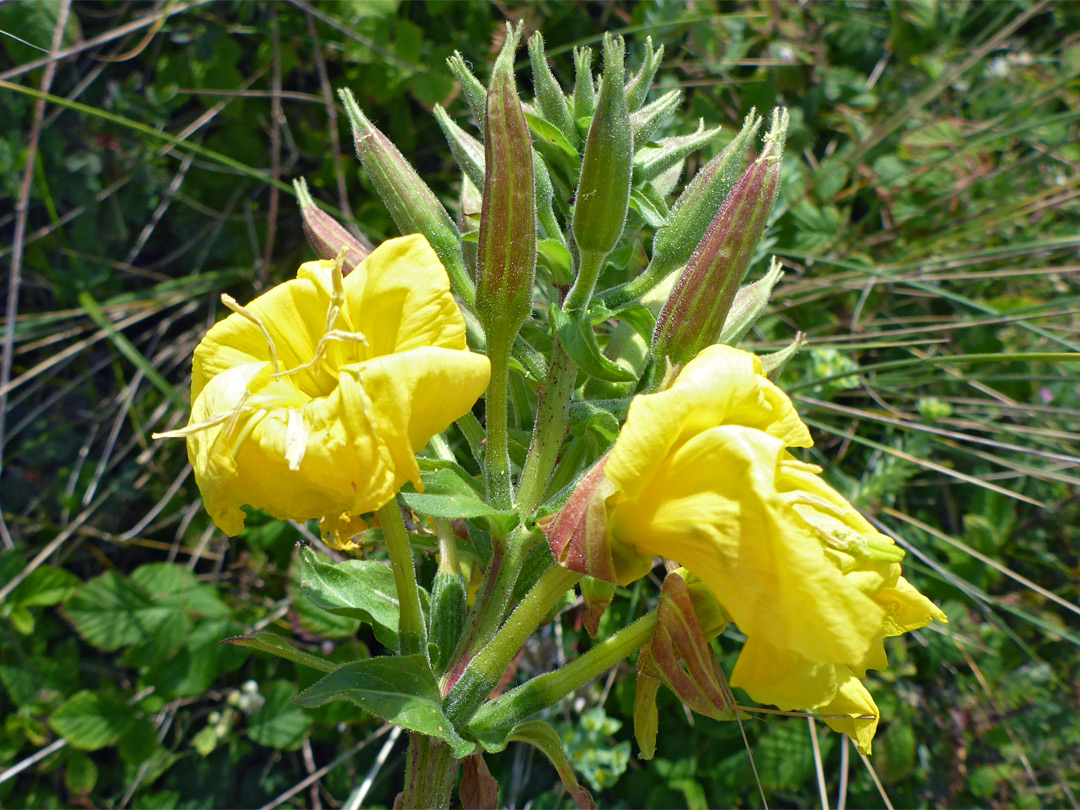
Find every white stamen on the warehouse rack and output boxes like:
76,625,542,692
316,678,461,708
271,330,367,380
221,294,280,373
285,409,308,471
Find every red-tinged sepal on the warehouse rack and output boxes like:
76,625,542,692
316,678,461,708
543,456,618,583
633,571,736,760
580,575,616,639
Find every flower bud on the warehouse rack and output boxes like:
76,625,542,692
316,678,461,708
602,110,762,308
572,46,596,121
447,50,488,135
633,120,723,185
717,256,784,345
475,22,536,339
631,88,683,144
293,177,371,273
528,31,579,148
652,108,788,365
434,104,485,191
338,88,473,306
571,34,633,260
625,37,663,112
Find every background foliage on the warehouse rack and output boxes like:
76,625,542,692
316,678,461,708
2,1,1079,807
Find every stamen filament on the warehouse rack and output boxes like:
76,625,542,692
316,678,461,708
221,294,280,373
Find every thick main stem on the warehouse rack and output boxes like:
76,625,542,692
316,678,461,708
377,500,427,658
515,340,575,516
445,564,581,726
483,337,514,510
401,734,457,810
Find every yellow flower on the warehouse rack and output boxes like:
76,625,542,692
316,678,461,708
162,235,490,540
604,344,945,753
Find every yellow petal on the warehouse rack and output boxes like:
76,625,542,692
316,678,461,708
607,345,811,503
819,675,880,756
608,424,885,666
343,234,468,358
730,636,841,710
877,576,948,636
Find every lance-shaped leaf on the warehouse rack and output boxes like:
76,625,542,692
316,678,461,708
652,108,788,365
544,456,619,582
572,46,596,120
298,547,401,648
293,178,371,272
529,31,579,148
634,572,736,760
633,120,723,185
572,34,633,260
631,88,683,144
717,256,784,345
625,36,664,112
338,88,473,306
509,721,596,810
476,23,536,339
223,630,335,673
296,654,474,758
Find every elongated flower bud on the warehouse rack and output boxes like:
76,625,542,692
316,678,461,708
572,34,632,261
634,120,723,184
447,50,488,135
652,108,788,365
625,37,663,112
338,88,473,306
572,46,596,121
475,23,535,339
434,104,486,191
529,31,579,148
293,177,371,272
602,110,762,308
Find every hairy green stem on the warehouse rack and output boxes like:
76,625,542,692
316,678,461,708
484,337,514,510
401,734,457,810
563,249,606,314
445,564,581,726
515,340,575,516
377,500,428,658
470,610,659,738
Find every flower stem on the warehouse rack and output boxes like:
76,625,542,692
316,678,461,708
563,248,605,314
445,564,581,726
484,336,514,510
470,610,658,739
515,339,575,516
377,499,428,658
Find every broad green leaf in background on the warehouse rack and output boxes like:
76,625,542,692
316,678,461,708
247,680,313,751
49,691,136,751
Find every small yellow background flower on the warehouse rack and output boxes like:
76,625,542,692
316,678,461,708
605,344,945,753
175,235,490,538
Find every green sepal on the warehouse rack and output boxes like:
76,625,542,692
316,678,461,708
552,306,637,383
295,655,474,758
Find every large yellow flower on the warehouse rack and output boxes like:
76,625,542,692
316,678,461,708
604,345,945,753
168,235,490,538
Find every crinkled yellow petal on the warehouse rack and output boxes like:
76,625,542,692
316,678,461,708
608,424,885,666
342,234,468,357
730,636,841,710
607,345,811,503
819,675,880,756
878,576,949,636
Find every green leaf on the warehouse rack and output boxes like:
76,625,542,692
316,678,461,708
629,187,668,228
64,750,98,795
295,654,474,758
7,565,80,607
50,690,136,751
509,721,596,810
537,237,574,285
525,111,580,172
553,306,637,383
62,571,167,651
223,631,335,673
299,547,400,647
400,467,510,520
247,680,312,751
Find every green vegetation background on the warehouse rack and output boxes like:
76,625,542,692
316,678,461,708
2,1,1079,807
